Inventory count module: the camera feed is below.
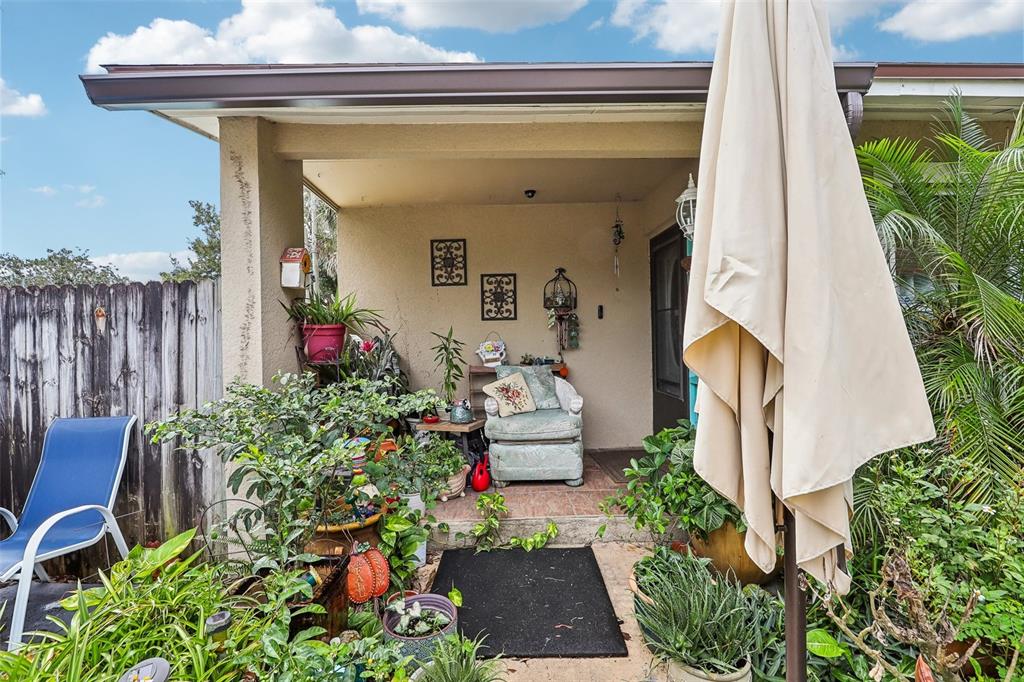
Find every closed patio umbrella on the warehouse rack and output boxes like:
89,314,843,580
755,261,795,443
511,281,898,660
683,0,936,677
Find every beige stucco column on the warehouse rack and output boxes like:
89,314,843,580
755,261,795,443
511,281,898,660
219,117,304,385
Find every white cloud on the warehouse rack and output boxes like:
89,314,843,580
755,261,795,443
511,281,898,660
588,17,605,31
91,250,192,283
64,183,98,194
0,78,47,117
76,194,107,209
831,42,859,60
610,0,720,54
30,185,58,196
356,0,587,32
880,0,1024,41
86,0,478,73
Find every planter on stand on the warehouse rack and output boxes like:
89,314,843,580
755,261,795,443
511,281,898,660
305,512,383,557
302,323,347,363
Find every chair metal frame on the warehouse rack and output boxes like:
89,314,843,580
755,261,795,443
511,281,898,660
1,416,135,650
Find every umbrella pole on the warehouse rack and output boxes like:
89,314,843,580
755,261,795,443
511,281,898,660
783,506,808,682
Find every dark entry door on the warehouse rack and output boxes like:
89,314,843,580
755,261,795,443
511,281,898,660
650,227,689,432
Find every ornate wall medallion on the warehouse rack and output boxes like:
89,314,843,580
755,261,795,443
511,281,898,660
481,273,517,321
430,239,467,286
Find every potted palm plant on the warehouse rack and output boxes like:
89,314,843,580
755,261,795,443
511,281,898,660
635,552,757,682
283,291,384,363
430,327,467,419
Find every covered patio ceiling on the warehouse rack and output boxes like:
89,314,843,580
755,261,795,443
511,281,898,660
305,157,689,207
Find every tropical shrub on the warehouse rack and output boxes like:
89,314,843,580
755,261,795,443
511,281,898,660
857,94,1024,503
603,421,744,540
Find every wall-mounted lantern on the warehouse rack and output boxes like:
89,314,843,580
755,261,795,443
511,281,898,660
676,173,698,239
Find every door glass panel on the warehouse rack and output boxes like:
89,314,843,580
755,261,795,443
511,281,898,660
652,242,682,396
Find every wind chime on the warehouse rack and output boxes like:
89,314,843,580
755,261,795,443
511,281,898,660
544,267,579,351
612,195,626,290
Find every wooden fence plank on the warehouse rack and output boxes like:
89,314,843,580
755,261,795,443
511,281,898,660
0,289,11,508
0,280,223,575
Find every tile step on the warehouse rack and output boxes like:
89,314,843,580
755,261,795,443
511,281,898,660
429,514,656,550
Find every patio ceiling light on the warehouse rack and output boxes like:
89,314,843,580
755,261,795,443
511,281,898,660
676,173,697,239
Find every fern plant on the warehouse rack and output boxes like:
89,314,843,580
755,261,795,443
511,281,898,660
856,92,1024,504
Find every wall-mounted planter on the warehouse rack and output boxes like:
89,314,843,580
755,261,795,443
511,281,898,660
302,323,347,362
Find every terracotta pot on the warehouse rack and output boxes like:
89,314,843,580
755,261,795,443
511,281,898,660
688,522,780,585
665,659,751,682
440,464,471,502
302,323,347,363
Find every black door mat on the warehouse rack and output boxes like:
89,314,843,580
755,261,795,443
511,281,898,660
591,449,641,485
430,547,628,659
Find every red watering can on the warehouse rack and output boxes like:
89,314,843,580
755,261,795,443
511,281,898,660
471,453,491,492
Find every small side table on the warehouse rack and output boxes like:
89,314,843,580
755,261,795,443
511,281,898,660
414,417,487,463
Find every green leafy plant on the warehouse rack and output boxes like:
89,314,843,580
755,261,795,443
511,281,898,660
0,530,325,682
378,500,431,590
857,94,1024,504
387,599,452,638
282,291,384,330
420,634,505,682
455,493,558,553
148,373,398,565
507,522,559,552
430,327,467,406
634,551,758,676
603,421,744,541
459,492,508,552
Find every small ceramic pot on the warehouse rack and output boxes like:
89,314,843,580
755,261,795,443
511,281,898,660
665,659,752,682
440,464,471,502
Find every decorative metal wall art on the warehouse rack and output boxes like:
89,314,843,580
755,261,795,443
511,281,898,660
481,273,517,321
430,239,467,286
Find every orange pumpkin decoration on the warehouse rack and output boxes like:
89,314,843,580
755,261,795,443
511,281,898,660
346,546,391,603
347,552,375,603
364,546,390,597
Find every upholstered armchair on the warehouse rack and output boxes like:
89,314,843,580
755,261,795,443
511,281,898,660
484,376,584,487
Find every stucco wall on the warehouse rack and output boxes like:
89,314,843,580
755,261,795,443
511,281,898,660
337,202,654,449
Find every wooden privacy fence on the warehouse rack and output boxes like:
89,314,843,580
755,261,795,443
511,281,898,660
0,280,223,576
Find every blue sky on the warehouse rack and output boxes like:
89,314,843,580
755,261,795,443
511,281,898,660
1,0,1022,280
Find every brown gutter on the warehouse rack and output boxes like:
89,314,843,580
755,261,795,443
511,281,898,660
80,61,877,110
875,63,1024,79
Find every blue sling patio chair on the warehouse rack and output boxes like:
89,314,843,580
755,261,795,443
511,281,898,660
1,416,135,650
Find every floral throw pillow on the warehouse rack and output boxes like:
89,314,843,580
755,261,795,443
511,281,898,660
483,372,537,417
496,365,560,410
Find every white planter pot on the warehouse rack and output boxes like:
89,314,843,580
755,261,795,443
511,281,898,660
665,659,752,682
401,492,427,567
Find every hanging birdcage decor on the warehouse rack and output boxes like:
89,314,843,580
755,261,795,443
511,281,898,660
544,267,580,351
543,267,577,311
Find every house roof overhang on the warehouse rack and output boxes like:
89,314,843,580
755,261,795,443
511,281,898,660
81,61,879,111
